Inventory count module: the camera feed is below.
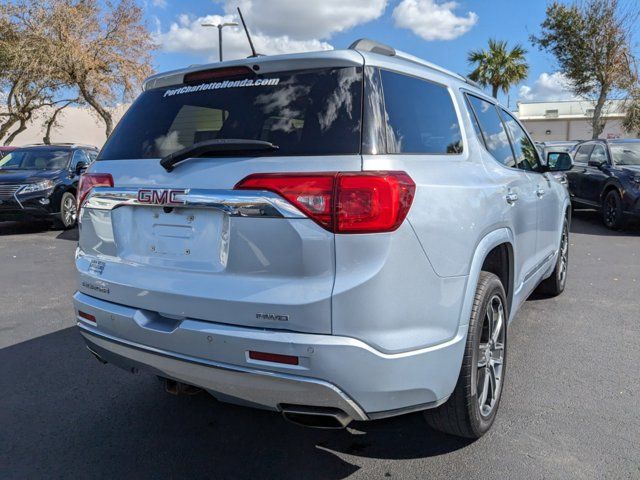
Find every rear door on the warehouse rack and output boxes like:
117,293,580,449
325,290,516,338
582,144,610,204
78,60,364,334
567,144,594,204
466,95,540,287
500,109,560,262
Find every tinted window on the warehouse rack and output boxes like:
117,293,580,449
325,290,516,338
466,95,515,167
71,149,90,169
609,142,640,165
99,67,362,160
465,96,485,147
86,150,99,163
362,67,387,155
590,145,607,164
574,144,594,164
500,110,541,171
0,148,70,170
380,70,462,154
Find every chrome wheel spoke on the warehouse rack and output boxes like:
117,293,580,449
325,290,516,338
478,367,490,407
477,293,505,417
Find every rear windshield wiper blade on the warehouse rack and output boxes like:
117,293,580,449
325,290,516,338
160,139,279,172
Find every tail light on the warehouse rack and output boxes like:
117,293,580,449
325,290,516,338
77,173,114,209
235,171,415,233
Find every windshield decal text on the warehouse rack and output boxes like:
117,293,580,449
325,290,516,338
163,77,280,98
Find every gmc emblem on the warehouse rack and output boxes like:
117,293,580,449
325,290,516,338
137,189,187,205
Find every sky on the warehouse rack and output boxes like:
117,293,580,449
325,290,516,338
144,0,636,106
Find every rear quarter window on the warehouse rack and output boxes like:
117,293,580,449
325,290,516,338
379,70,463,155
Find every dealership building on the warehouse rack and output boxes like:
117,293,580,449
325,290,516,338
516,99,633,142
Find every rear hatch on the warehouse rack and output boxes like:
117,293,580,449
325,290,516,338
77,54,364,334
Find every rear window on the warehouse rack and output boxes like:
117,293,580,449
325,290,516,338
99,67,363,160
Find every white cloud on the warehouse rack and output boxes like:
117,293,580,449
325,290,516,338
392,0,478,41
157,14,332,62
156,0,388,63
223,0,388,40
151,0,167,8
518,72,577,102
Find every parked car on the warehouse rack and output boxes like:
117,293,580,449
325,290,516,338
543,149,574,185
536,141,579,158
0,143,99,228
0,146,17,159
566,139,640,229
73,39,571,439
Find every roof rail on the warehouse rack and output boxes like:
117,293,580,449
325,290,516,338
349,38,469,84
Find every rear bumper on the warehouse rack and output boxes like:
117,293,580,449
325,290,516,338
74,292,466,419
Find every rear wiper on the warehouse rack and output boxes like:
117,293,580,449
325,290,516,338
160,139,279,172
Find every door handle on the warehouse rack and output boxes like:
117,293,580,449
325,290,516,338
506,192,519,204
536,187,545,198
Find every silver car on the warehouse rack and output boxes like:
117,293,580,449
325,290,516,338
74,39,571,438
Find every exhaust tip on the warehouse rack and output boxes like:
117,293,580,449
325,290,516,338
163,378,202,396
280,404,352,429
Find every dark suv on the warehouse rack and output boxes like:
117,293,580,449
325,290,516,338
566,139,640,229
0,144,99,228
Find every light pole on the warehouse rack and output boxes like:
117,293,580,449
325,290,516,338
201,22,238,62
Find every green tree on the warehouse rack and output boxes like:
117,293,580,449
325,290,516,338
467,39,529,99
531,0,638,139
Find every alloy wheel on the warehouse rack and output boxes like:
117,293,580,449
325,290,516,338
604,193,618,227
557,224,568,287
477,295,505,418
63,196,77,226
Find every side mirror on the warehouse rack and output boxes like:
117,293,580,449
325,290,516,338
547,152,573,172
587,159,605,168
75,161,87,175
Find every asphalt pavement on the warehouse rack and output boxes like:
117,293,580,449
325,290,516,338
1,210,639,479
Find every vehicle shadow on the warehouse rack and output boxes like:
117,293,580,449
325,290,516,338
0,220,52,236
571,208,640,236
0,221,78,240
1,328,472,479
55,227,79,241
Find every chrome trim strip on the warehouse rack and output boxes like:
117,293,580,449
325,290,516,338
523,251,556,283
77,322,368,420
83,187,306,219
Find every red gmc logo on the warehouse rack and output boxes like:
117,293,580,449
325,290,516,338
137,189,187,205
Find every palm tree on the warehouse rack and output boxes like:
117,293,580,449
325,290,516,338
468,39,529,98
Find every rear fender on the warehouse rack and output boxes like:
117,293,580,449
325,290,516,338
459,228,515,327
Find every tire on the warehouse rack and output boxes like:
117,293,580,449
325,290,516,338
424,272,507,439
602,189,624,230
537,217,569,297
53,192,77,230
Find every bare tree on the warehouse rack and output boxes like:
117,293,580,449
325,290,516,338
2,0,156,139
531,0,638,139
42,98,80,144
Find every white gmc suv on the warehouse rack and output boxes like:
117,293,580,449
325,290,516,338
74,39,571,438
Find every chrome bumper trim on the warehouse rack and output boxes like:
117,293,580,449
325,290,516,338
83,187,306,219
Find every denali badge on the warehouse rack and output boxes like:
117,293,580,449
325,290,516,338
82,281,110,294
137,189,187,205
256,313,289,322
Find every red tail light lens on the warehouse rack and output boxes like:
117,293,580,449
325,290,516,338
78,311,96,323
77,173,114,209
248,351,299,365
235,171,415,233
